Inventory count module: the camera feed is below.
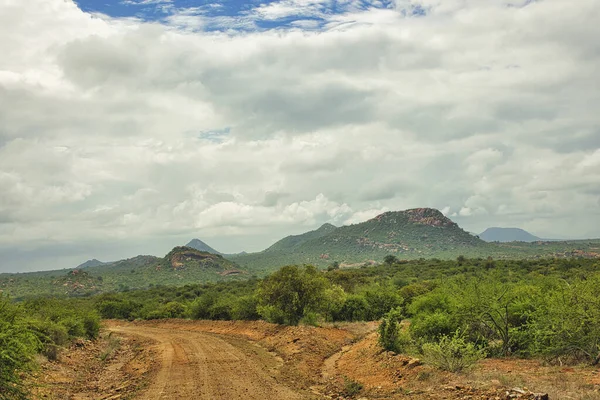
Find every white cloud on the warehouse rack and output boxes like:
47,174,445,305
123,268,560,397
0,0,599,271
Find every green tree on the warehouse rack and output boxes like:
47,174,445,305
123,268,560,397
256,265,330,325
384,255,399,266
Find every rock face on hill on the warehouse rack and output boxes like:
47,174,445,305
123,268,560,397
230,208,487,271
479,227,542,242
165,246,238,273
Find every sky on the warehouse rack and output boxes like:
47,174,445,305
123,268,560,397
0,0,599,272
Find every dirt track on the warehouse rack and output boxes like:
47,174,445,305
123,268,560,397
109,324,306,400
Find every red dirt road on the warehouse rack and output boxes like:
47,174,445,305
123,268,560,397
109,324,306,400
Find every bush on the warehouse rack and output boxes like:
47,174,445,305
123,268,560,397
342,376,363,397
231,295,260,320
257,265,330,325
378,307,404,353
363,284,403,320
421,331,485,372
0,297,40,399
410,310,457,341
83,313,101,339
528,277,600,364
335,295,369,321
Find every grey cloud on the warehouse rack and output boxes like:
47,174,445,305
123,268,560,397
262,191,289,207
1,0,600,271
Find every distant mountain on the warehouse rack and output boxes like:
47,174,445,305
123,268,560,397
266,223,337,252
76,259,106,269
479,227,542,243
230,208,487,272
185,239,223,255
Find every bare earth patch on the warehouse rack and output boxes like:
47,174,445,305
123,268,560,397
30,330,157,399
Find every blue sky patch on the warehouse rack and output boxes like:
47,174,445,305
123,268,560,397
73,0,427,31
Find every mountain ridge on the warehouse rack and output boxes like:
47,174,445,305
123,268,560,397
229,207,488,272
185,239,223,255
479,227,542,242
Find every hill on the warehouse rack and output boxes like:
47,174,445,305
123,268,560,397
265,223,337,252
185,239,223,255
76,259,106,268
479,227,542,242
230,208,489,272
229,208,600,273
0,247,245,299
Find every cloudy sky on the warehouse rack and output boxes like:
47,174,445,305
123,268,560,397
1,0,599,272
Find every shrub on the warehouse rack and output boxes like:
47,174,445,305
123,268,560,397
363,284,403,320
378,307,404,353
83,313,101,339
335,295,369,321
342,376,363,397
0,297,40,399
421,331,485,372
410,310,457,342
231,295,260,320
256,265,329,325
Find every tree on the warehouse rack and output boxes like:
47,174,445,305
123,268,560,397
384,255,399,266
256,265,330,325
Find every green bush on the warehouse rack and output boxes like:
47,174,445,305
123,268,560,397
335,295,369,321
528,277,600,364
231,295,260,320
421,331,485,372
257,265,329,325
410,310,457,341
0,297,40,399
83,313,101,339
342,376,363,397
378,307,404,353
362,284,403,320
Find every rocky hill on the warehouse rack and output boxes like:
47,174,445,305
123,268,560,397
479,227,542,242
230,208,489,272
0,247,244,299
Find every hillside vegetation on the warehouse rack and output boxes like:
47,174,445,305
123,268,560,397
0,247,245,299
2,208,599,298
230,208,600,273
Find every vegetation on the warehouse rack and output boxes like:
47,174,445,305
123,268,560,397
0,296,100,398
421,331,486,372
0,247,247,299
256,265,330,325
1,209,599,298
72,256,600,367
378,307,404,353
4,252,600,394
229,208,600,273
